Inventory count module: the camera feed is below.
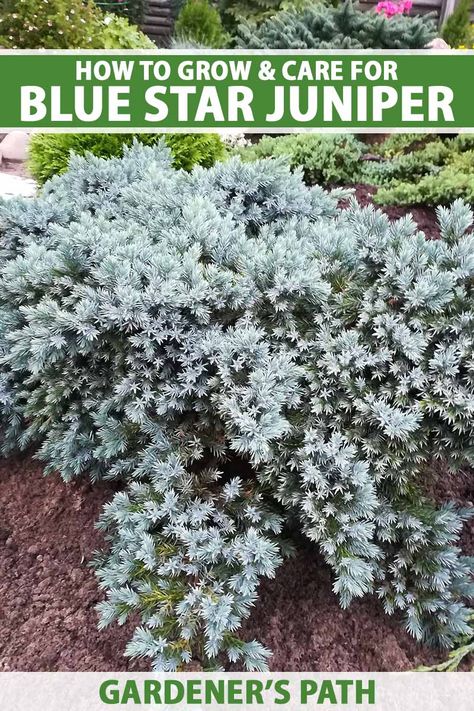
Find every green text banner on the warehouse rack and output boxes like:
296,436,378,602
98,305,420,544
1,50,474,132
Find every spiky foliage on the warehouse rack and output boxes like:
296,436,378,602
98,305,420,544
236,133,365,185
0,143,473,669
371,133,431,159
220,0,282,30
95,466,283,670
418,613,474,670
28,133,227,186
364,135,474,206
234,0,436,48
442,0,473,48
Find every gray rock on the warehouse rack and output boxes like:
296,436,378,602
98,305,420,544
0,131,30,162
0,173,37,199
425,38,451,50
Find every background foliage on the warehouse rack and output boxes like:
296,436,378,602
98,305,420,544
365,135,474,206
441,0,473,48
175,0,229,47
28,132,227,185
219,0,283,30
234,0,436,49
95,0,145,26
236,133,365,185
0,0,154,49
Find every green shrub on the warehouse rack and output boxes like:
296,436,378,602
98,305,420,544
237,133,365,185
363,135,474,206
1,143,473,669
95,0,145,25
371,133,435,159
28,132,227,185
0,0,154,49
219,0,316,31
442,0,473,47
99,14,155,48
364,140,452,185
220,0,282,29
174,0,228,47
234,0,436,48
165,133,227,170
373,153,474,206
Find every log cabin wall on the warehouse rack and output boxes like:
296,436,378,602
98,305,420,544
140,0,474,46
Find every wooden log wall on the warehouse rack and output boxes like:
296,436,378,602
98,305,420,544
141,0,474,46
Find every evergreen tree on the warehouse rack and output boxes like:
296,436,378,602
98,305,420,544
442,0,473,47
174,0,229,48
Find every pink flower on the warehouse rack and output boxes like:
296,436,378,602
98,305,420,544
375,0,412,16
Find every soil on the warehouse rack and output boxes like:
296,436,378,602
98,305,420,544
349,184,440,238
0,455,148,672
242,550,445,672
0,453,472,672
243,469,474,672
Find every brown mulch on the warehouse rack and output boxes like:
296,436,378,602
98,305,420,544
350,184,440,238
0,453,472,673
242,550,444,672
242,469,474,672
0,455,148,672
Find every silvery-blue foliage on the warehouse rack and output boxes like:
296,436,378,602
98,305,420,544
0,141,472,669
234,1,436,50
95,458,283,671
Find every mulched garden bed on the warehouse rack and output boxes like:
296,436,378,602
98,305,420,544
0,455,147,672
0,453,472,672
348,184,440,238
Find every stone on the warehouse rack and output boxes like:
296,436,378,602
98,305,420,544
425,38,451,50
0,131,30,162
0,173,37,199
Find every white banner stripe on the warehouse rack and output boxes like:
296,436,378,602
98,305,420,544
0,672,473,711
